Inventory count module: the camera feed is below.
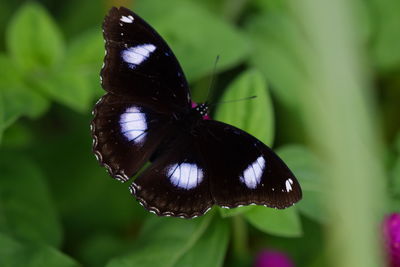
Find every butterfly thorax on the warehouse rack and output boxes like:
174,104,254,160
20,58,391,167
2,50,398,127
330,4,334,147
193,103,209,119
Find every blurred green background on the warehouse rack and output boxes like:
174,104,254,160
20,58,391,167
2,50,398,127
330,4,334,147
0,0,398,266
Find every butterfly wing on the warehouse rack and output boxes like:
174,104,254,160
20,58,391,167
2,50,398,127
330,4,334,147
93,7,194,181
199,120,302,209
129,119,301,218
130,131,213,218
91,94,178,181
102,7,191,112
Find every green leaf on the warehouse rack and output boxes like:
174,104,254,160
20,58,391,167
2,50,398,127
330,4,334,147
245,13,310,109
6,2,64,72
1,122,33,149
31,29,103,113
245,206,302,237
0,54,49,128
107,214,213,267
277,145,327,223
79,233,130,267
175,218,229,267
219,206,255,218
34,69,92,113
136,0,249,82
0,154,62,247
0,233,79,267
65,29,104,98
66,29,103,67
369,0,400,71
214,69,275,146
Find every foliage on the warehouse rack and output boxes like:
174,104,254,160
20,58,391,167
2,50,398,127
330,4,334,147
0,0,398,266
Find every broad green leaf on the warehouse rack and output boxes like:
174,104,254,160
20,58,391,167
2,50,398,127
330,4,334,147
0,233,79,267
65,29,104,98
66,29,103,67
1,122,33,149
245,206,302,237
34,69,92,113
277,145,327,223
0,154,62,247
6,2,65,72
215,69,275,146
32,30,103,113
136,0,249,82
107,214,213,267
175,218,229,267
219,206,255,218
79,234,131,267
245,13,310,109
0,54,48,128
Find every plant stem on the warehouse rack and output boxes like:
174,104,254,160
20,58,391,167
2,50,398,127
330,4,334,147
231,215,249,259
293,0,387,266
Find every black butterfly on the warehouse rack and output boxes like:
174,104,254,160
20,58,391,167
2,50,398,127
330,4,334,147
91,7,302,218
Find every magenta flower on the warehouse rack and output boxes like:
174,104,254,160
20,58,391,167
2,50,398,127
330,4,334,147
384,213,400,267
254,250,295,267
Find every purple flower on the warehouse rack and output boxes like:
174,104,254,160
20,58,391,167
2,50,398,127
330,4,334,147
384,213,400,267
254,250,295,267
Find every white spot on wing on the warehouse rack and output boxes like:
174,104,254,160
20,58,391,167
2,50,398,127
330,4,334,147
240,156,265,189
120,15,134,23
285,178,294,192
168,163,203,190
121,44,156,69
119,106,147,143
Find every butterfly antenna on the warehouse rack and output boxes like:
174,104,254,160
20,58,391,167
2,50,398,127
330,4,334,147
208,95,257,107
205,55,220,103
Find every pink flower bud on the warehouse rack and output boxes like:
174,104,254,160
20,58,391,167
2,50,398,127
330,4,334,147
384,213,400,267
254,250,295,267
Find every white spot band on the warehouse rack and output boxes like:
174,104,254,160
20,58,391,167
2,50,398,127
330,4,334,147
121,44,156,69
120,106,147,143
240,156,265,189
120,15,134,23
168,163,203,190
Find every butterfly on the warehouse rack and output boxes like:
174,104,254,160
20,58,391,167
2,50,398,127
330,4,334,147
91,7,302,218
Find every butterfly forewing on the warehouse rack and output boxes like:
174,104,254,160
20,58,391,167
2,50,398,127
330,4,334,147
102,7,191,113
197,120,302,209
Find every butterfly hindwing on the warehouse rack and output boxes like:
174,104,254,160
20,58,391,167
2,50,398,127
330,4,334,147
130,132,213,218
102,7,191,113
91,93,174,181
197,120,302,209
